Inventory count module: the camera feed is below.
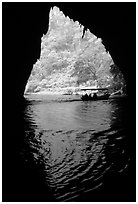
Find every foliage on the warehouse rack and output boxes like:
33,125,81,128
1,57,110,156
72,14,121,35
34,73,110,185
109,64,126,92
25,6,125,94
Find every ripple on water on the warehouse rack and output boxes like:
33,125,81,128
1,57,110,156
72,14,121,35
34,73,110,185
23,98,131,201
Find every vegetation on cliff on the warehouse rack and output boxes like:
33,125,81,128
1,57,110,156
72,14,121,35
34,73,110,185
24,6,125,94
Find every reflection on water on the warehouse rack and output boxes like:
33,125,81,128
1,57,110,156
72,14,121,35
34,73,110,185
23,95,131,201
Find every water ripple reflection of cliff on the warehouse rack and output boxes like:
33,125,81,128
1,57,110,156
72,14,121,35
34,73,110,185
23,96,132,201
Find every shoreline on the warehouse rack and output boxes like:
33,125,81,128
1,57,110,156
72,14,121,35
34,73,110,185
24,91,78,96
24,86,100,97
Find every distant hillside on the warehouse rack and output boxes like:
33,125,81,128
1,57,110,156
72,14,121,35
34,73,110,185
24,6,125,95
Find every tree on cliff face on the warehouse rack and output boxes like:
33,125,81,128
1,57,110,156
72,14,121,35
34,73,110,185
109,64,126,91
24,6,125,94
71,36,113,86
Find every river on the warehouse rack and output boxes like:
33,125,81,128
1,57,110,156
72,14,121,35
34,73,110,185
5,94,135,202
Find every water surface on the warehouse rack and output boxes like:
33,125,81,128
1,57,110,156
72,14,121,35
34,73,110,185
22,94,135,201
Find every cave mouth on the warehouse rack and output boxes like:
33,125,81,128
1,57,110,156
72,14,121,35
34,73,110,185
24,6,126,96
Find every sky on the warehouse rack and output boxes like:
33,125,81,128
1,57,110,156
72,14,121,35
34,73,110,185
3,2,136,97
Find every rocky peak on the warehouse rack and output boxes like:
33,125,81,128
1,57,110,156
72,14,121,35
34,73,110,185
49,6,70,32
49,6,64,19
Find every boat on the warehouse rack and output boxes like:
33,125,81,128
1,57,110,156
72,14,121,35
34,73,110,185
80,88,110,101
81,93,110,101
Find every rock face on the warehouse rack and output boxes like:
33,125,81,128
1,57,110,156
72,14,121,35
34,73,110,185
24,6,125,94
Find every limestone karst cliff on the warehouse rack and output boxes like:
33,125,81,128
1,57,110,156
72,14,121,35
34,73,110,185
24,6,125,95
